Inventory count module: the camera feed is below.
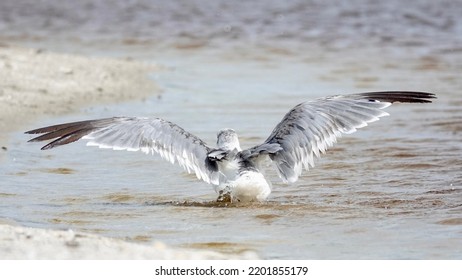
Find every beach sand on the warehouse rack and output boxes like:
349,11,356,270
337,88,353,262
0,223,257,259
0,45,257,259
0,45,158,155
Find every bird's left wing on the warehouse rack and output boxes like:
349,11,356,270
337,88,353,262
246,91,435,183
26,117,220,184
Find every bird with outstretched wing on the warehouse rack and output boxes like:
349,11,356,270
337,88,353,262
26,91,435,202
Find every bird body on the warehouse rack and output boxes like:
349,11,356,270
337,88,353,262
26,91,435,202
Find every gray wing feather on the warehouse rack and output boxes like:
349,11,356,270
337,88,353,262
251,91,435,183
26,117,220,185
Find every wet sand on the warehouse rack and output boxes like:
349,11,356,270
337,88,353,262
0,223,257,259
0,45,158,157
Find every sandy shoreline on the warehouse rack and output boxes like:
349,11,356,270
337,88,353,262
0,224,257,259
0,45,257,259
0,45,158,156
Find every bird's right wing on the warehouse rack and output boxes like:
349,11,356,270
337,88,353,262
249,91,435,183
26,117,220,185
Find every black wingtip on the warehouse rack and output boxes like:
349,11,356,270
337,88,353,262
357,91,436,103
25,128,45,135
25,119,114,150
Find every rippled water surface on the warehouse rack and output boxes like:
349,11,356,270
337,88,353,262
1,0,462,259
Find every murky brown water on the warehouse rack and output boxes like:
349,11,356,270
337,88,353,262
1,0,462,259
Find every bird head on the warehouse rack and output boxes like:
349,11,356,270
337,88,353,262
217,128,242,151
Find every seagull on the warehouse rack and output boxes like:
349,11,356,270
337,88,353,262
26,91,435,202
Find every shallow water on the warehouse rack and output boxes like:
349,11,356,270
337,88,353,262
1,0,462,259
2,48,461,259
